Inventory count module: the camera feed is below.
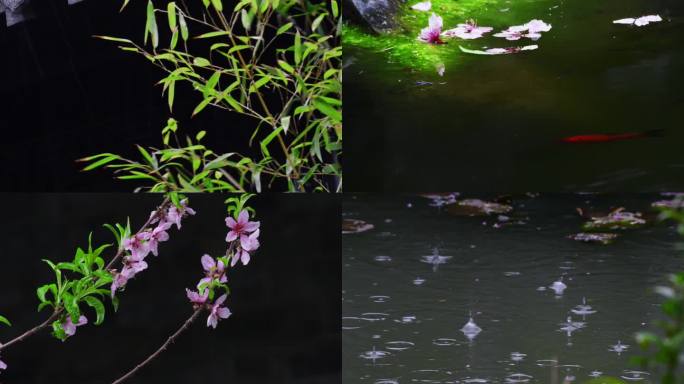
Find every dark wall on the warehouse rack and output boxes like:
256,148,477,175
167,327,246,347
0,194,341,383
0,1,256,191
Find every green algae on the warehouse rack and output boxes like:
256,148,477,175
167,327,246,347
343,0,552,71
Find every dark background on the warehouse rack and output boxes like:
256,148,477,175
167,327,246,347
0,194,340,383
0,1,256,191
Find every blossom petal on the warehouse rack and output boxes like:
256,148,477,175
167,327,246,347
225,216,237,229
411,1,431,11
613,18,635,24
243,221,260,232
201,254,215,271
241,251,251,266
225,230,238,243
237,210,249,225
217,307,232,319
215,294,228,306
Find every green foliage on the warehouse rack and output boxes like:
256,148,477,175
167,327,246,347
0,315,10,327
37,234,115,341
634,273,684,384
87,0,342,192
225,193,256,218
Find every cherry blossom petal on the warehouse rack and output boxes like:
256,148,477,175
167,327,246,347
201,254,215,271
215,294,227,306
613,18,636,24
411,1,431,11
217,307,232,319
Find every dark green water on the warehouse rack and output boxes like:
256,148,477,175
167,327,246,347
343,194,684,383
345,0,684,191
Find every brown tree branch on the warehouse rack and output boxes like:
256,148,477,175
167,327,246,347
0,309,62,352
111,308,203,384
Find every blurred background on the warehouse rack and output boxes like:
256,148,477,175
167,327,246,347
0,193,340,383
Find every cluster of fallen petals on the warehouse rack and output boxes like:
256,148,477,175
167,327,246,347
416,12,551,45
443,20,493,40
184,209,260,329
493,19,552,40
111,199,196,298
613,14,662,26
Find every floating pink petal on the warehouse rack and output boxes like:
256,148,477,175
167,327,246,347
459,44,538,56
418,13,444,44
614,14,662,26
443,20,493,40
411,1,431,11
525,19,552,33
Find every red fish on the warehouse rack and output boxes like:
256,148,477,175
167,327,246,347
561,129,664,144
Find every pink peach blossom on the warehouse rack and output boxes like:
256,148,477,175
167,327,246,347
418,13,444,44
62,315,87,337
442,20,493,40
207,294,231,329
225,210,260,243
186,288,209,305
167,199,196,230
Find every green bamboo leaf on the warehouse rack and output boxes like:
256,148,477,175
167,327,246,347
222,93,244,112
294,31,302,65
240,9,253,32
167,2,177,30
196,30,230,39
193,98,212,116
81,154,120,171
311,13,326,32
249,75,271,93
278,60,295,74
179,12,189,41
276,22,293,35
93,35,133,44
0,315,11,327
145,0,159,48
313,99,341,122
331,0,339,18
211,0,223,12
193,57,211,67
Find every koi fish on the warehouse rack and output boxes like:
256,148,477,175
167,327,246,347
561,129,664,144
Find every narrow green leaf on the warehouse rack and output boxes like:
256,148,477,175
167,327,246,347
93,35,133,44
276,22,293,35
196,30,230,39
211,0,223,12
193,98,212,116
193,57,211,67
311,13,326,32
0,315,11,327
294,31,302,65
331,0,339,18
313,99,341,122
167,2,177,30
84,296,105,325
179,12,189,41
278,60,295,74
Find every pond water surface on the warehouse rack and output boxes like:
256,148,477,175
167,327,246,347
345,0,684,191
343,194,684,383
